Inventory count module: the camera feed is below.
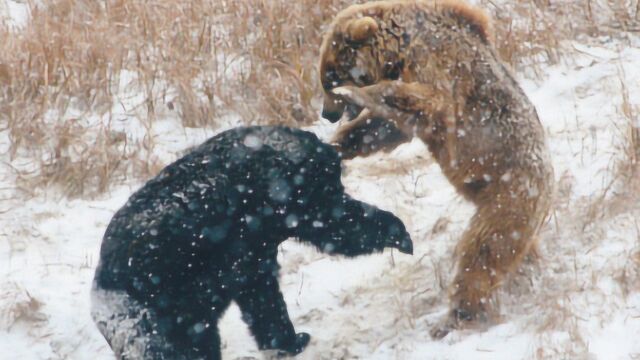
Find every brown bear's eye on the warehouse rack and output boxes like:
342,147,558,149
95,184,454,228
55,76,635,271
324,68,342,90
359,73,373,85
383,59,404,80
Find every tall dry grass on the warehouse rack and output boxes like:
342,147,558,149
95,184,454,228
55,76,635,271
0,0,363,197
1,0,637,197
614,69,640,198
479,0,640,74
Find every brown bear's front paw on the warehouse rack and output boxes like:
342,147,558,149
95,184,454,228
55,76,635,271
429,321,455,339
331,116,410,160
429,308,489,339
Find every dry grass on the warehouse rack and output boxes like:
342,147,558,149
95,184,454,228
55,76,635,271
479,0,640,74
480,1,640,227
617,70,640,188
1,0,638,197
587,68,640,219
0,0,364,197
0,282,47,331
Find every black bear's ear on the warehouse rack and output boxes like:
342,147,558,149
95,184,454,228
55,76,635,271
347,16,378,43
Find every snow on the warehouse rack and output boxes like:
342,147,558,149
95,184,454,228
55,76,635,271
2,12,640,360
0,0,29,29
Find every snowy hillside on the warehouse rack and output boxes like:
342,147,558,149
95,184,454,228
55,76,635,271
1,1,640,359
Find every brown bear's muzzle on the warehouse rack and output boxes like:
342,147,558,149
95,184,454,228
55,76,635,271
322,92,364,123
321,93,346,122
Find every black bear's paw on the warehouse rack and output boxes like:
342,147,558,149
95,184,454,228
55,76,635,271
387,235,413,255
272,332,310,357
283,332,311,356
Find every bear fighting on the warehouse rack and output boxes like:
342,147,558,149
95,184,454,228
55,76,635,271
91,126,413,359
319,0,554,337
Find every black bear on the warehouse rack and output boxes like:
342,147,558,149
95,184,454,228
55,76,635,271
91,126,413,359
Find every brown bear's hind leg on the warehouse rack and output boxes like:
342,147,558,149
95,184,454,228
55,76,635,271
431,180,547,339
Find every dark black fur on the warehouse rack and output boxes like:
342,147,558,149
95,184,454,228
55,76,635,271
92,126,412,359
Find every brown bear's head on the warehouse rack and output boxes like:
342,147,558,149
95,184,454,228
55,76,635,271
319,16,387,122
319,1,493,123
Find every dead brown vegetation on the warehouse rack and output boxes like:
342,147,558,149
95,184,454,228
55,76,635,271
1,0,638,197
479,0,640,74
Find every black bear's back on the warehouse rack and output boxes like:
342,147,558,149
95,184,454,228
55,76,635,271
95,126,341,296
195,125,335,166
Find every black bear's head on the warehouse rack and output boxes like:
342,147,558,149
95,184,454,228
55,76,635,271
220,126,412,256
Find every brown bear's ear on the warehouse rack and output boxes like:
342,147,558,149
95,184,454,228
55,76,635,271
347,17,378,43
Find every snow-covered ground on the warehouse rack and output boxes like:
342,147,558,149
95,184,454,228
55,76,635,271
2,3,640,360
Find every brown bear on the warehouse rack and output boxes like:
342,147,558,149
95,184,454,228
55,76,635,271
318,0,554,338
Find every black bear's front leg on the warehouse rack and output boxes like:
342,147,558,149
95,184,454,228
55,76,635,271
305,195,413,257
236,270,310,356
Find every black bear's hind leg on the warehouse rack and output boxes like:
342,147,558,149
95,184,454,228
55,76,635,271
141,304,222,360
91,288,222,360
236,273,310,356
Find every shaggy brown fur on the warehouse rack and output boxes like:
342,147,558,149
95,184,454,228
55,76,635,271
318,0,554,338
